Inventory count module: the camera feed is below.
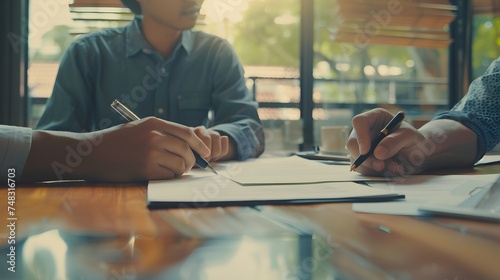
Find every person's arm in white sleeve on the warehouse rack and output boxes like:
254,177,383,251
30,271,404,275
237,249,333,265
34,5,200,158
0,125,32,183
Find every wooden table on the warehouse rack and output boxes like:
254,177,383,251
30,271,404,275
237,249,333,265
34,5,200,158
1,165,499,279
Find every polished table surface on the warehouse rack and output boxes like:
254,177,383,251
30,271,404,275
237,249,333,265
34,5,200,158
1,164,500,280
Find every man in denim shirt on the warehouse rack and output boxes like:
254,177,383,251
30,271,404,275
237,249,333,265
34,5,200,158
37,0,264,165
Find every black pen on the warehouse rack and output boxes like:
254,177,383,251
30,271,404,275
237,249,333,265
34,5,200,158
350,111,406,172
110,99,218,175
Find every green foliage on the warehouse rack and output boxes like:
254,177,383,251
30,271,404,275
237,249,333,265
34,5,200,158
231,0,300,67
32,25,74,61
229,0,417,79
472,16,500,79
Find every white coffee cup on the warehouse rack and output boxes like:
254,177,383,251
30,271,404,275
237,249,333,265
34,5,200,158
320,126,349,155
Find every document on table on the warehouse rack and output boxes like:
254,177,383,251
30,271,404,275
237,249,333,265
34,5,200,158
147,157,402,209
352,174,500,216
218,156,385,185
476,154,500,166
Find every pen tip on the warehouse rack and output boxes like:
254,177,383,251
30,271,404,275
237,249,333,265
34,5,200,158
209,166,218,175
350,165,356,172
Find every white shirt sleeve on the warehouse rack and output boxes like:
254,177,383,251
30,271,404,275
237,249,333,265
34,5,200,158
0,125,33,182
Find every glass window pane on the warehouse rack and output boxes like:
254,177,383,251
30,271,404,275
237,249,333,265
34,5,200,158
313,0,451,147
199,0,301,153
472,15,500,79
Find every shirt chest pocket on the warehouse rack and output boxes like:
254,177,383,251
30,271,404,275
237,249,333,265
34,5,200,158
177,93,212,126
178,93,211,110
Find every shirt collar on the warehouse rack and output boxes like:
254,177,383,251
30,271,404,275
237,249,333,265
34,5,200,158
181,29,194,56
125,16,151,57
126,16,194,58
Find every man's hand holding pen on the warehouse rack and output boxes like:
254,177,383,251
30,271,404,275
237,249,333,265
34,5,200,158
347,108,427,177
86,117,211,181
110,99,220,177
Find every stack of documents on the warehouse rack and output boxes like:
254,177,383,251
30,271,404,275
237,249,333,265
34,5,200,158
148,156,403,209
353,174,500,219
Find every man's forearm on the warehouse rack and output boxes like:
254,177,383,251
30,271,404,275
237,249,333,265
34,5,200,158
419,119,477,171
22,131,94,182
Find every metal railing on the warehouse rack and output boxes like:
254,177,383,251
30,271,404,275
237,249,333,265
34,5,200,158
248,76,449,116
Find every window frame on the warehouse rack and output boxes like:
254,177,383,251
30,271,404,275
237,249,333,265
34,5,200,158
1,0,29,126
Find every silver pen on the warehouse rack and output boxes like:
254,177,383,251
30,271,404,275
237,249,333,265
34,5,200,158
111,99,218,174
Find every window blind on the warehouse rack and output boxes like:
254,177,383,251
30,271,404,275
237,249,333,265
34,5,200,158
329,0,457,49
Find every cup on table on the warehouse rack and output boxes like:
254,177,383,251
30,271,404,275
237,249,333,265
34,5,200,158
320,125,349,155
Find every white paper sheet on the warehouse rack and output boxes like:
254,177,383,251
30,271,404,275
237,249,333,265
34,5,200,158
476,154,500,166
217,156,384,185
352,174,499,216
147,160,401,208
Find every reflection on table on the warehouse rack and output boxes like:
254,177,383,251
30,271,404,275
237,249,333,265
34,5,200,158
2,229,325,280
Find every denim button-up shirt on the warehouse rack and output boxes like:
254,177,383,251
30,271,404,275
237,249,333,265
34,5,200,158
37,17,264,160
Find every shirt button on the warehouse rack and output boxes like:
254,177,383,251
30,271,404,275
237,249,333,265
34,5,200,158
160,68,167,74
142,48,151,54
158,108,165,114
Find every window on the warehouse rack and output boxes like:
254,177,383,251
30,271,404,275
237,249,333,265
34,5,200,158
312,0,456,148
472,0,500,79
198,0,301,152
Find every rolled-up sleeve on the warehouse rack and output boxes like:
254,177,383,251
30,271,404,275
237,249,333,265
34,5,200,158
433,58,500,162
0,126,32,183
